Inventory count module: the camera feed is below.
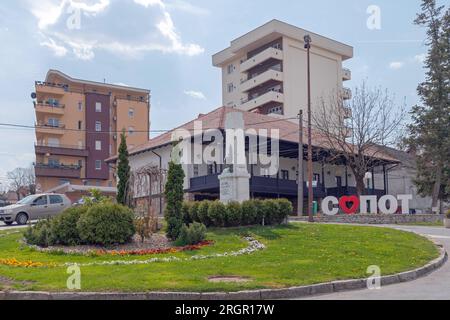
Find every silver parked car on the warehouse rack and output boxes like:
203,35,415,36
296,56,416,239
0,194,72,226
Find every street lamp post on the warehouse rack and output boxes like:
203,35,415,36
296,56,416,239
304,34,314,223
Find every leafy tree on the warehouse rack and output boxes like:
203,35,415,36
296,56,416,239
164,162,185,240
117,130,131,206
405,1,450,213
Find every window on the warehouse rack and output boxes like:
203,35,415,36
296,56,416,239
193,165,199,177
95,140,102,151
49,195,63,204
95,160,102,170
227,64,234,74
47,98,60,107
78,102,83,111
78,121,82,130
48,138,60,147
48,118,59,127
268,106,283,115
33,196,48,206
227,83,234,93
95,102,102,112
281,170,289,180
128,126,135,136
78,160,83,168
95,121,102,132
128,108,135,118
313,174,321,182
48,158,60,167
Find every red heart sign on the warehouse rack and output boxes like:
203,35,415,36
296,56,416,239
339,196,360,215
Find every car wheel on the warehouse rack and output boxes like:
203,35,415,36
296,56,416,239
3,221,13,226
15,213,28,225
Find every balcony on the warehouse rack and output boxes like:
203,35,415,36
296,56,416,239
241,47,283,73
343,87,352,100
35,144,89,157
341,106,352,119
35,123,66,136
241,69,283,93
34,102,65,115
342,68,352,81
35,81,68,96
35,163,81,179
241,90,284,112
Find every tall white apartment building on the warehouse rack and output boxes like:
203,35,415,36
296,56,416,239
212,20,354,120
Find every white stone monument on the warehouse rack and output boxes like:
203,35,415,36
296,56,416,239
219,112,250,204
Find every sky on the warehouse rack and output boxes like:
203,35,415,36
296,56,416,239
0,0,443,190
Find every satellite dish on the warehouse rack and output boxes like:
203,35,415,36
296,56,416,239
31,92,37,99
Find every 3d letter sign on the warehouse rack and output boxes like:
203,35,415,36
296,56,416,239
322,195,413,215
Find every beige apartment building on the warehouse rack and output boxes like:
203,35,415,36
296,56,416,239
212,20,353,120
33,70,150,196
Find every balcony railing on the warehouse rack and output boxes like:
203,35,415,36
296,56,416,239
35,163,82,178
241,90,284,111
343,87,352,100
34,102,65,115
35,144,89,157
241,47,283,73
240,69,283,93
342,68,352,81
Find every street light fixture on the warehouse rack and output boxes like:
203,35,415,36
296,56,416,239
304,34,314,223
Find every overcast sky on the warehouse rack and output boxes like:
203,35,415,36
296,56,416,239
0,0,443,188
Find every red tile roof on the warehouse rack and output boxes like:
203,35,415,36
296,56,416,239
107,106,399,163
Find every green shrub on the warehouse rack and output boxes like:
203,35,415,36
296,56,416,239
446,210,450,219
207,201,226,227
24,219,52,247
260,199,279,225
177,222,207,246
241,200,259,225
275,199,293,224
182,201,193,225
49,206,88,246
77,203,136,245
225,202,242,227
253,199,265,225
189,202,201,223
197,201,212,226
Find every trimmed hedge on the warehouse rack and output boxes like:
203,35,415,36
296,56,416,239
177,222,207,246
182,199,292,228
25,203,136,247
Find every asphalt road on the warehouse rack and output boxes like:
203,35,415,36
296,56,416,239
299,225,450,300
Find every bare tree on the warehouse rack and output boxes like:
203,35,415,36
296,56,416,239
312,83,406,196
7,168,27,200
24,166,36,195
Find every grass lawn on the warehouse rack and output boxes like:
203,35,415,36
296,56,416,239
0,224,439,293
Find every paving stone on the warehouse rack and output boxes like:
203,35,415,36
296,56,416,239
380,275,400,286
226,290,261,300
5,291,51,300
308,283,333,295
147,292,201,300
397,271,417,282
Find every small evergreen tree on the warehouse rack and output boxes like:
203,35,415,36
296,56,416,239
117,129,131,206
164,162,185,240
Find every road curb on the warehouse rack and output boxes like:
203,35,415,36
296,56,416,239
0,245,446,300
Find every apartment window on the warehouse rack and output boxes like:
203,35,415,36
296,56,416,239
95,140,102,151
128,108,135,118
47,98,60,107
48,118,59,127
95,121,102,132
227,64,234,74
48,158,60,167
78,102,83,111
281,170,289,180
227,83,234,93
78,160,83,168
48,138,60,147
193,165,199,177
78,121,82,130
95,102,102,112
313,174,321,183
95,160,102,171
128,126,135,136
268,106,283,115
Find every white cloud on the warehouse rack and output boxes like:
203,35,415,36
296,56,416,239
389,61,404,70
26,0,204,60
165,0,210,16
40,37,68,57
414,53,426,63
184,90,206,100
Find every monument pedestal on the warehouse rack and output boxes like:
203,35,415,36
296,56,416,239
219,169,250,204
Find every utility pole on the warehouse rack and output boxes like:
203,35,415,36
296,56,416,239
298,110,304,217
304,34,314,223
